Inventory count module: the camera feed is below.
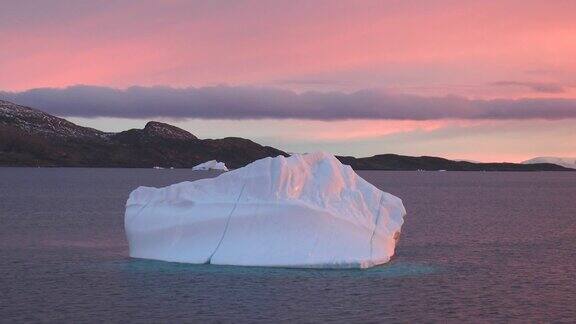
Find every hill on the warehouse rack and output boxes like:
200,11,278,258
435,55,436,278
0,100,286,168
522,157,576,170
0,100,572,171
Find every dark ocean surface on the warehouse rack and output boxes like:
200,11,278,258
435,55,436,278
1,168,575,322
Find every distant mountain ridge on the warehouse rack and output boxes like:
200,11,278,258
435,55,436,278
339,154,573,171
0,100,573,171
522,157,576,170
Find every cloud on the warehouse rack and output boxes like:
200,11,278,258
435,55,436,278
491,81,566,93
268,79,351,87
2,85,576,120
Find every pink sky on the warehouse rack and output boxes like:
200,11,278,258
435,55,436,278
1,0,575,161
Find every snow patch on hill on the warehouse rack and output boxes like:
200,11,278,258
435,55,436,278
0,100,105,139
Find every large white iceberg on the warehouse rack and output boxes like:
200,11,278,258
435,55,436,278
125,152,406,268
192,160,229,171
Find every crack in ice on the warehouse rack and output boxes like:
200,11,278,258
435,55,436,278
206,182,247,264
369,192,386,262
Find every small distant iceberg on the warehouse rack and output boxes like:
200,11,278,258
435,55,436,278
192,160,229,171
125,152,406,269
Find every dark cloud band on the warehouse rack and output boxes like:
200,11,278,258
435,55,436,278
2,85,576,120
490,81,565,94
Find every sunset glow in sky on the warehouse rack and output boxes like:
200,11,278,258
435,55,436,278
1,0,575,161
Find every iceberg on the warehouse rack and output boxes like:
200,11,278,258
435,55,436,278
192,160,229,171
125,152,406,268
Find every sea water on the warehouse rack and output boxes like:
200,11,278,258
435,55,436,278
1,168,575,322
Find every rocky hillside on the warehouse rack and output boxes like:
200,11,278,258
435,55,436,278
0,100,286,168
0,100,105,139
0,100,572,171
